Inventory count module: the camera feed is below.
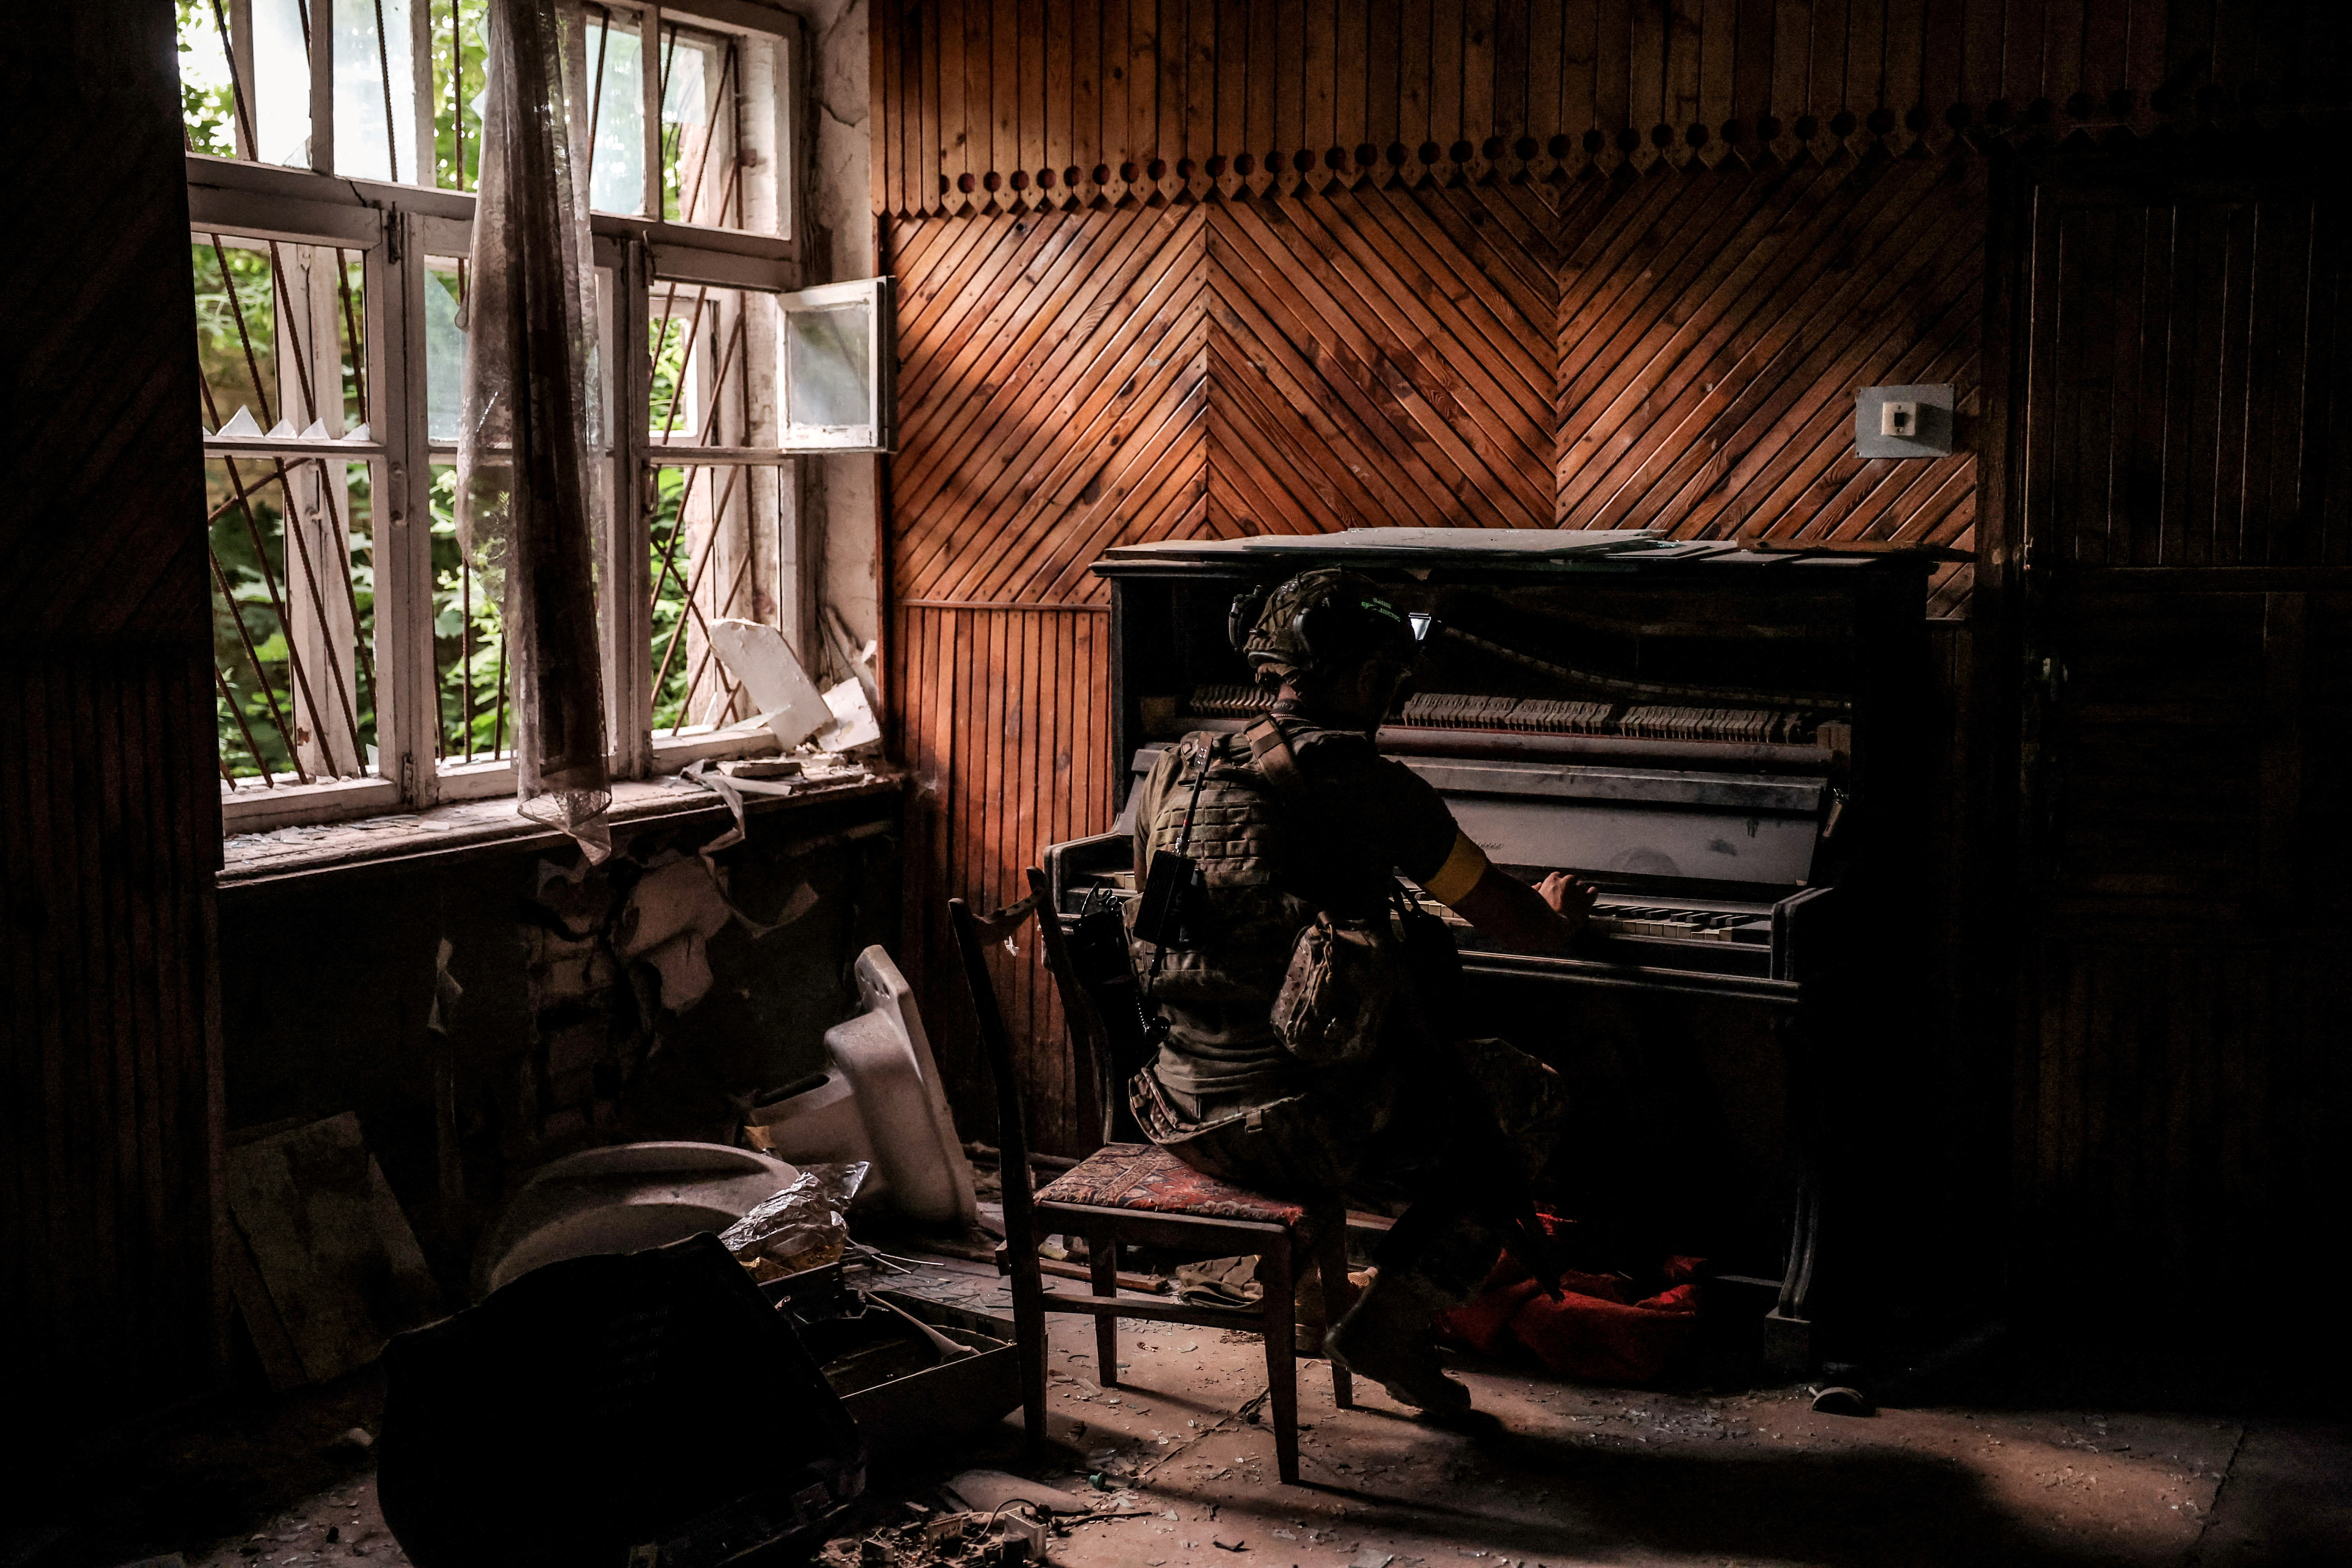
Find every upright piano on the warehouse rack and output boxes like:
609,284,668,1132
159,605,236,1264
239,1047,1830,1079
1043,528,1932,1369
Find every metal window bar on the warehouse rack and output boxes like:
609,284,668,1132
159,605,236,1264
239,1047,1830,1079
201,236,370,779
648,460,748,728
371,0,400,183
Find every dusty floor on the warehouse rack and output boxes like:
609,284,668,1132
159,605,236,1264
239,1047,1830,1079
36,1252,2339,1568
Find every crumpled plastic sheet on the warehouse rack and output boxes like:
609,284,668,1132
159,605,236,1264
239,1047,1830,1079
721,1161,870,1274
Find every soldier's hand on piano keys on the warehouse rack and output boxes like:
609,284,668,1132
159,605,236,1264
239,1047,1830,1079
1535,871,1597,933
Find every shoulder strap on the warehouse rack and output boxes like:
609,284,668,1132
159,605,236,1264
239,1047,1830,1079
1242,715,1312,804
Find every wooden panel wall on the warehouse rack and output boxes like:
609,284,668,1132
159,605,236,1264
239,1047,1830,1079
886,165,1989,1149
4,3,224,1424
1998,154,2352,1331
873,0,2352,216
881,0,2352,1356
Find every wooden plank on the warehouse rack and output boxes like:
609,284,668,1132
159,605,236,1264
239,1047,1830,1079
1277,0,1306,160
995,0,1022,183
1463,0,1496,152
1961,0,2001,107
1248,0,1279,160
1428,0,1462,152
1807,0,1847,114
1307,0,1337,159
1073,0,1101,174
1668,0,1703,130
1368,0,1402,151
2257,591,2307,906
1772,0,1813,116
1047,0,1072,181
2000,0,2043,105
1700,0,1738,132
1562,0,1599,136
2247,194,2316,568
962,0,992,191
1883,0,1925,117
2080,0,2130,98
939,0,970,194
1919,0,1961,115
1398,0,1431,152
1131,0,1159,171
1189,0,1218,167
1845,0,1884,114
1218,0,1249,158
2122,0,2167,100
2040,0,2085,103
920,0,944,207
1632,0,1667,132
1597,0,1633,132
1101,0,1129,173
1336,0,1369,155
1160,0,1187,172
1527,0,1562,143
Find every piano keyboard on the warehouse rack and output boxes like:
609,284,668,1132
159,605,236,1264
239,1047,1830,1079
1589,905,1773,944
1180,689,1817,744
1188,682,1279,717
1413,891,1771,946
1399,691,1816,745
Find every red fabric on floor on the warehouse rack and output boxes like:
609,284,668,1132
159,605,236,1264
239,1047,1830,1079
1434,1251,1704,1386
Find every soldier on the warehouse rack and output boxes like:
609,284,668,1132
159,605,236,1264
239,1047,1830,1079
1124,566,1594,1418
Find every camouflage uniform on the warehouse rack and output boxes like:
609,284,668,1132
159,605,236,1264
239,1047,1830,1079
1123,708,1571,1304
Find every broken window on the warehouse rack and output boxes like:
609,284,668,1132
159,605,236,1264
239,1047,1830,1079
180,0,890,831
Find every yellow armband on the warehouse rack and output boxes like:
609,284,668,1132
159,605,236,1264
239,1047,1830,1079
1420,830,1490,906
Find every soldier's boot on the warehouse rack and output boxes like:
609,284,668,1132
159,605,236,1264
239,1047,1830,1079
1291,1265,1374,1357
1324,1267,1471,1416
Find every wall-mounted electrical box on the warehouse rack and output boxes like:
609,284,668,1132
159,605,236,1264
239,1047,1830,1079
1855,383,1955,458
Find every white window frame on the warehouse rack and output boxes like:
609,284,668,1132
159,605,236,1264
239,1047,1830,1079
189,2,894,834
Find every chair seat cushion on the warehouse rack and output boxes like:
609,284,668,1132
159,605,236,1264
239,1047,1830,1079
1034,1143,1307,1227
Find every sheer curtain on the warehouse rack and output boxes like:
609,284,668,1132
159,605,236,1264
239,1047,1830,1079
458,0,611,860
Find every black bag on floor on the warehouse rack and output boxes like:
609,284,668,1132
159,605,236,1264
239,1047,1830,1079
379,1232,863,1568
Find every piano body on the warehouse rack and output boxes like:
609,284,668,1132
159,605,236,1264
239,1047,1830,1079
1042,528,1931,1369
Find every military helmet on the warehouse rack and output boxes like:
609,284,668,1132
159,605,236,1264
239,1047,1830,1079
1229,567,1416,686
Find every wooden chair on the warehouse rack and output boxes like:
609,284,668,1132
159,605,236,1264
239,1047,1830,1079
947,880,1352,1485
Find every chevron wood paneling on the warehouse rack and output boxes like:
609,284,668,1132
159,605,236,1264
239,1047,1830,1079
1549,150,1984,611
1206,184,1559,534
891,205,1210,605
872,0,2352,218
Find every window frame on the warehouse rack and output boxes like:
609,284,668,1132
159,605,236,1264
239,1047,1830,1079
186,1,880,834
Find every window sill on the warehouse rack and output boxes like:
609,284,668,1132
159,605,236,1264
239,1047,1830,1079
221,775,403,833
218,764,902,891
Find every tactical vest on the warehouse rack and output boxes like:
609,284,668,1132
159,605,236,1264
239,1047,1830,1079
1124,717,1388,1007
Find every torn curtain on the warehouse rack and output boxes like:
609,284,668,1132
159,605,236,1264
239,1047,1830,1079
459,0,611,860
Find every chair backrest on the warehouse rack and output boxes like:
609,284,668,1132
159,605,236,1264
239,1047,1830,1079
1024,866,1127,1146
946,894,1042,1250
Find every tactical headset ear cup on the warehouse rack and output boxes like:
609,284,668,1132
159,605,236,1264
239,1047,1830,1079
1228,585,1274,657
1292,598,1359,664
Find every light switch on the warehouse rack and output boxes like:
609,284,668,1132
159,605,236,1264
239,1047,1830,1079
1855,384,1955,457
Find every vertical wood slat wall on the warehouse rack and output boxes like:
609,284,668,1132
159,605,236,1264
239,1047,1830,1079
5,3,225,1423
2002,163,2352,1318
873,0,2352,219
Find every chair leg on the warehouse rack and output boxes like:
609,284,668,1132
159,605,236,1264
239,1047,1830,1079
1313,1210,1354,1410
1011,1234,1050,1457
1089,1232,1120,1388
1260,1241,1299,1484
